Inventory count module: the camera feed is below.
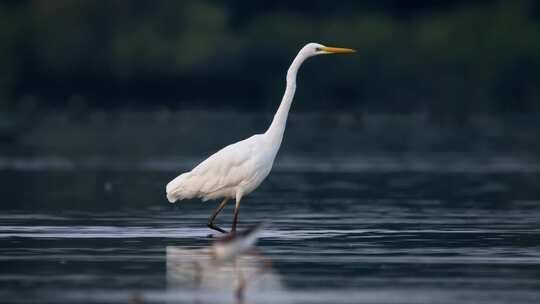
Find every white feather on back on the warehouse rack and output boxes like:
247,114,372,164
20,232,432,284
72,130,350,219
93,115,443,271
166,134,273,203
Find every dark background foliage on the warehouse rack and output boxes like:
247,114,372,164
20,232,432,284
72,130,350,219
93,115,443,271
1,0,539,117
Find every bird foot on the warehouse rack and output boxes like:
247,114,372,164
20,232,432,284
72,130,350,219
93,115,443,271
207,223,228,234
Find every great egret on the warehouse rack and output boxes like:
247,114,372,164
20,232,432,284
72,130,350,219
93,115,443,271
166,42,355,234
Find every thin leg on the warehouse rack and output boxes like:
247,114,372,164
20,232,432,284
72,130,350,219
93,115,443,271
207,197,229,233
231,198,241,233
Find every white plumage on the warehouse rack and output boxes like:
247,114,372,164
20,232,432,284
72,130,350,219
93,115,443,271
165,42,355,233
166,134,272,203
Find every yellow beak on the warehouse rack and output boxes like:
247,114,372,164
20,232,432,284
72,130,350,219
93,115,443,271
320,47,356,54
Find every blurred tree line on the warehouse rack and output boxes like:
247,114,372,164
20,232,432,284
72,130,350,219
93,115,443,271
1,0,539,118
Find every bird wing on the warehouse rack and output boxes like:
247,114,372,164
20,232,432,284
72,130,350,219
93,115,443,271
184,134,264,198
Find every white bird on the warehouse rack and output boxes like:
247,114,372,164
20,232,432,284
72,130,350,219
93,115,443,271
166,42,355,234
211,221,270,261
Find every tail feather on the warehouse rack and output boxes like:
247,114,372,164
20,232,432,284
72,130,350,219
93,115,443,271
166,172,192,203
166,190,178,203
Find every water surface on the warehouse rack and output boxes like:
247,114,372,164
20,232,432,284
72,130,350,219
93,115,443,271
1,160,540,303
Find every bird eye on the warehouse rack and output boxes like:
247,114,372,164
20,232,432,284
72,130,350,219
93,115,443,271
315,47,321,51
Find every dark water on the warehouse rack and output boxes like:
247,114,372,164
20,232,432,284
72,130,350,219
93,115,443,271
1,158,540,304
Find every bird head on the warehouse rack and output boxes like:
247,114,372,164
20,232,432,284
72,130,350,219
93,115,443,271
301,42,356,57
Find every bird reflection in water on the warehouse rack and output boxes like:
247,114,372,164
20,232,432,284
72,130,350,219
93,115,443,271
167,222,282,303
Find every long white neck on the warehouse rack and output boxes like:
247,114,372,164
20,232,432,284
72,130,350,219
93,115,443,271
264,50,309,147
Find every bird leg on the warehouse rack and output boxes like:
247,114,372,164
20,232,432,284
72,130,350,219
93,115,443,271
231,198,242,234
207,197,229,233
